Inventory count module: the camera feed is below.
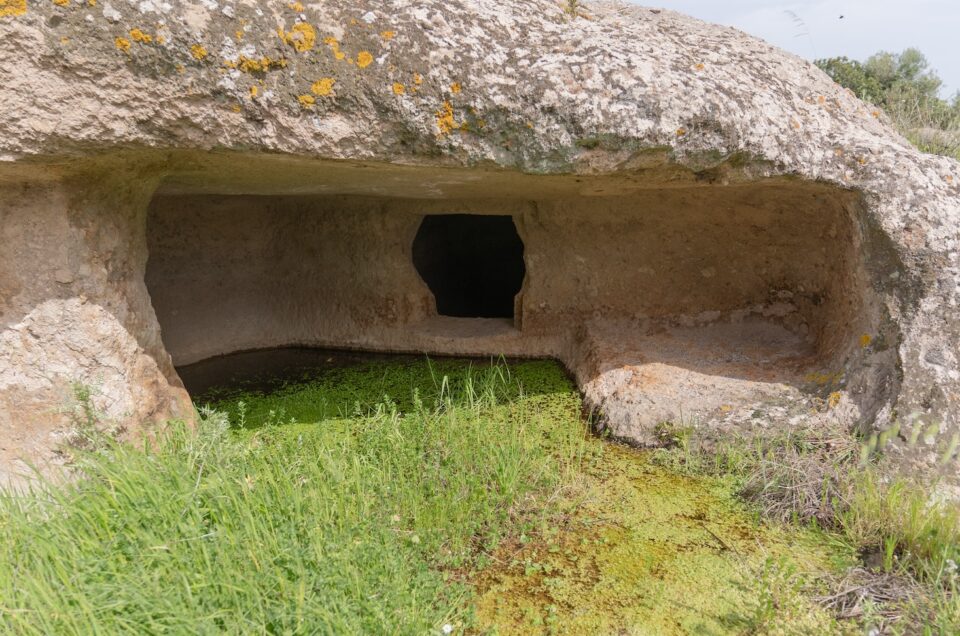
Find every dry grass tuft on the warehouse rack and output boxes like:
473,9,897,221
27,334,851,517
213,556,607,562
739,428,859,526
815,566,922,626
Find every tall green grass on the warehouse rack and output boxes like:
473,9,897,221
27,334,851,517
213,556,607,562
0,360,587,634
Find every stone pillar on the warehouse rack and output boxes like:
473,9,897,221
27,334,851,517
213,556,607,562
0,162,192,484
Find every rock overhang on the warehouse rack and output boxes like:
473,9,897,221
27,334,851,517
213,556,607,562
144,160,877,423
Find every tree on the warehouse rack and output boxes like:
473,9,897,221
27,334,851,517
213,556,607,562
816,49,959,159
815,56,884,103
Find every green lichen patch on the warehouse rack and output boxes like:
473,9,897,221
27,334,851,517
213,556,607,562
471,443,855,635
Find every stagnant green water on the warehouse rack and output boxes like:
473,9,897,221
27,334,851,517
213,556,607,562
472,444,851,634
185,351,854,635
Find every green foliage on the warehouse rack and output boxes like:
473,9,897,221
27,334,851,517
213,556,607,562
816,48,960,159
0,360,586,635
653,420,695,455
473,442,850,635
816,56,886,105
839,470,960,581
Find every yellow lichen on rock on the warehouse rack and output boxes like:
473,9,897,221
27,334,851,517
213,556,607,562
281,22,316,52
52,0,69,6
311,77,335,96
450,82,461,94
231,56,287,74
298,94,316,108
115,37,131,53
0,0,27,16
190,44,208,61
828,391,842,408
381,30,395,41
805,371,843,386
392,82,405,95
357,51,373,68
324,37,346,61
859,334,872,348
129,29,153,44
436,101,460,135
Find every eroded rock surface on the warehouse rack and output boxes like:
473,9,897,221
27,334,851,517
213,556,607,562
0,0,958,484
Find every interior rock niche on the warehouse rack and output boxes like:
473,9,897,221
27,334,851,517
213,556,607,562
145,159,878,440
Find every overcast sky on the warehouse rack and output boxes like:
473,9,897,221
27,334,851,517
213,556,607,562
643,0,959,97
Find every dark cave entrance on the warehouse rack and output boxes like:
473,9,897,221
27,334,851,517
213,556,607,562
412,215,525,319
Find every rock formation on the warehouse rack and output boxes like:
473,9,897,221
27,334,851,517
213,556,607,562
1,0,958,484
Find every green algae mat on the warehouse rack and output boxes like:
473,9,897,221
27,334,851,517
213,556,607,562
1,353,854,634
471,442,850,634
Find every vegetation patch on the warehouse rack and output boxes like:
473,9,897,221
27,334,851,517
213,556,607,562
0,356,933,634
472,443,850,634
651,422,960,633
818,48,960,160
0,359,585,634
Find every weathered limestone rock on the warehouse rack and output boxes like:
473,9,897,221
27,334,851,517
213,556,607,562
0,166,193,483
0,0,958,483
